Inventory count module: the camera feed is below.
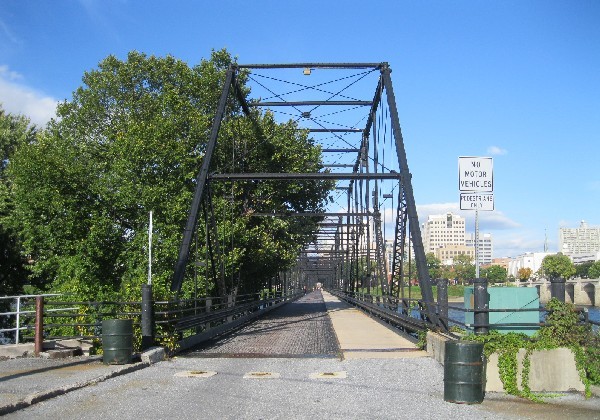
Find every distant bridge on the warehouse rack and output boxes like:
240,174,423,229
518,278,599,306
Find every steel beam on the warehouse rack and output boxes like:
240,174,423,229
318,223,361,227
322,149,361,153
249,212,368,217
236,63,383,70
209,172,400,181
251,101,372,107
310,129,362,133
381,64,439,326
171,66,235,293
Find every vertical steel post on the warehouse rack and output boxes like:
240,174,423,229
437,278,449,330
363,134,372,295
473,278,489,335
381,65,439,325
15,297,20,345
34,296,44,356
172,66,235,292
550,277,566,303
347,187,352,291
141,284,154,350
475,209,480,278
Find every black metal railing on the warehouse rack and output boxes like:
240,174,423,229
0,289,302,353
330,278,599,337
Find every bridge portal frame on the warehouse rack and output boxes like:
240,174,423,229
170,62,441,328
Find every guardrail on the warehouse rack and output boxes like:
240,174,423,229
162,290,302,351
328,289,433,335
0,294,142,346
330,283,599,337
1,294,64,344
0,290,302,353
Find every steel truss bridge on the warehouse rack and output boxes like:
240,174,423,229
170,62,445,333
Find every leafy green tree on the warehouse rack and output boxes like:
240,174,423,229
6,50,330,301
439,264,455,283
589,260,600,279
481,265,507,283
209,112,331,294
425,252,442,279
0,107,37,295
541,253,576,280
517,267,532,282
575,261,593,279
453,254,475,285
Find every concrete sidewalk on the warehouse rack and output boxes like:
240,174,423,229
321,290,427,359
0,348,165,415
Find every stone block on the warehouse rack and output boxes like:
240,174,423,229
426,331,449,365
485,347,584,392
0,343,34,359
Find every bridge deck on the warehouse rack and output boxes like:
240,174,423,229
185,290,425,359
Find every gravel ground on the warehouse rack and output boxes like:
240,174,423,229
4,356,598,420
2,291,598,419
0,357,501,420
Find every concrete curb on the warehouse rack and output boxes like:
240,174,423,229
0,347,166,416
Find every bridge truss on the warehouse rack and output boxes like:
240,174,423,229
170,62,442,329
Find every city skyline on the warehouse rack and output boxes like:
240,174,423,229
1,1,598,258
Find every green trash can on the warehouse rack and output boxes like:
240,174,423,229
444,341,486,404
102,319,133,364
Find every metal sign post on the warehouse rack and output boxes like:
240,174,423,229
458,157,494,278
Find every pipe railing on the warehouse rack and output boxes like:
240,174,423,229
330,277,599,336
0,289,302,351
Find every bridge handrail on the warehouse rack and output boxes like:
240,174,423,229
328,289,431,334
0,290,302,348
332,288,597,335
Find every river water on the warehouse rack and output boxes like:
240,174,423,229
447,302,600,332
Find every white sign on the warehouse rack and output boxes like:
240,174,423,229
458,156,493,192
460,193,494,211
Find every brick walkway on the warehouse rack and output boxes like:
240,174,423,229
185,290,340,358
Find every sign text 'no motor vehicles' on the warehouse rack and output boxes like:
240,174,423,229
458,156,493,192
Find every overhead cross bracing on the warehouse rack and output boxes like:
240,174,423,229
171,61,442,329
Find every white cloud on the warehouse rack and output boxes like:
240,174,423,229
415,202,520,230
487,146,508,156
0,65,57,126
0,65,22,81
493,231,554,258
587,180,600,192
0,18,21,45
323,200,528,256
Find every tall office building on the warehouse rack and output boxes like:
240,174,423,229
422,213,466,254
559,220,600,255
466,232,493,266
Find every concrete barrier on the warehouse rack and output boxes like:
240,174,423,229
0,343,34,359
426,331,449,365
427,332,585,393
486,348,584,392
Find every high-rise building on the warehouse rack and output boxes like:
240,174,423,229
421,213,466,254
466,232,493,266
435,245,475,265
559,220,600,255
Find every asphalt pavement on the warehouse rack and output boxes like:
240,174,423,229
0,291,598,419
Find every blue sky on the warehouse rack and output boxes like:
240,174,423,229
1,1,599,258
